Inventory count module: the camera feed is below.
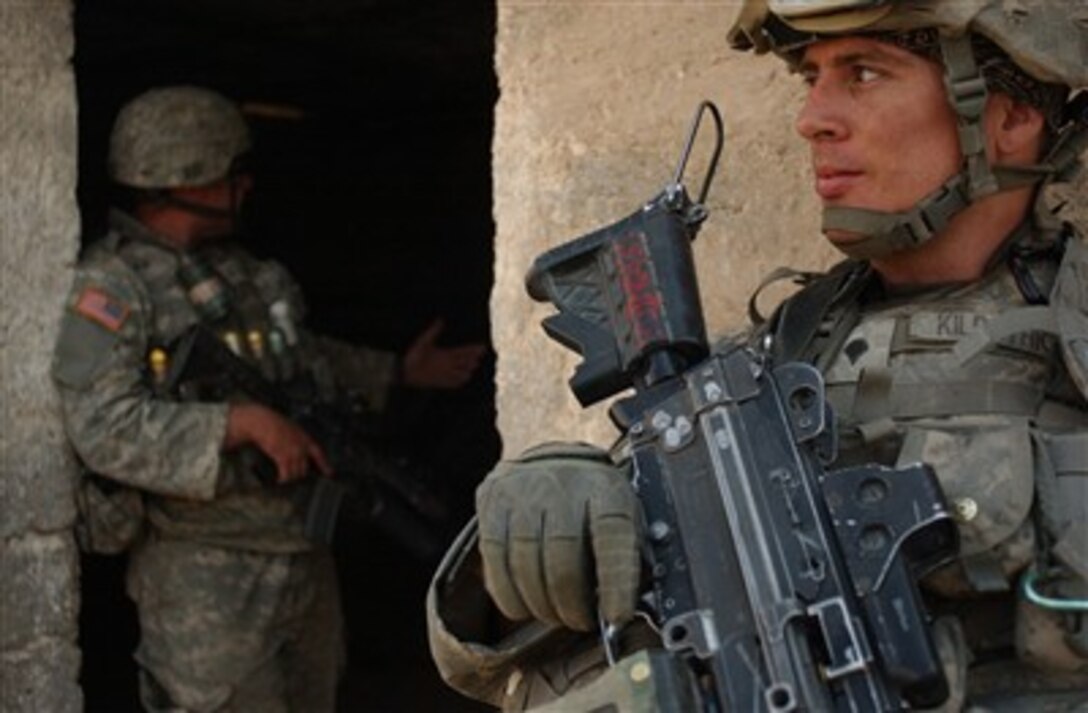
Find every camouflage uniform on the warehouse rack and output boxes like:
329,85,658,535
426,210,1088,711
762,213,1088,710
54,208,397,711
426,0,1088,703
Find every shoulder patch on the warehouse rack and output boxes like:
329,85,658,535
73,286,130,332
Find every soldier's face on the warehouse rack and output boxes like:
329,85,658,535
794,36,962,245
179,174,253,242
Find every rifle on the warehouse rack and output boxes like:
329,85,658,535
162,324,449,561
524,102,959,711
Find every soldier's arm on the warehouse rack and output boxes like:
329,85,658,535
223,401,332,483
252,255,482,406
307,332,398,411
428,523,629,711
427,521,561,710
52,262,227,500
312,321,486,405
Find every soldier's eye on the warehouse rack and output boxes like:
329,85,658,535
852,66,881,84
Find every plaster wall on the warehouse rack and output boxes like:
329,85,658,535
0,0,82,710
492,3,838,454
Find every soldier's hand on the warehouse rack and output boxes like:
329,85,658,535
475,442,641,632
224,403,333,484
402,319,486,389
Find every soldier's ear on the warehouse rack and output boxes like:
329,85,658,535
984,92,1047,164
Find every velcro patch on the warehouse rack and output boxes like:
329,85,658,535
74,286,130,332
910,311,1056,359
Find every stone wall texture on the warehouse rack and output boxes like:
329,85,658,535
492,3,839,454
0,0,82,711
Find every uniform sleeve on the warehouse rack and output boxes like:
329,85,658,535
427,519,546,708
425,518,618,711
52,261,228,500
307,333,397,412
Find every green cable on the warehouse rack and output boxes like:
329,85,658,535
1021,569,1088,612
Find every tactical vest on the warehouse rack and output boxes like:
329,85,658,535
762,221,1088,674
89,212,318,552
102,214,310,381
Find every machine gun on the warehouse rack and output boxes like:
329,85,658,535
524,102,959,711
162,324,449,561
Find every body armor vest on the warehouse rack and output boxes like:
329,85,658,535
765,222,1088,675
98,211,315,552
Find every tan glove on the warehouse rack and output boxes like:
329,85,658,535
475,442,641,632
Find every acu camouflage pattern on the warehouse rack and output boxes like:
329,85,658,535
426,223,1088,710
728,0,1088,90
54,209,398,552
525,650,697,713
1054,234,1088,406
74,474,147,555
820,263,1070,591
781,222,1088,699
108,86,252,189
53,209,396,710
128,542,343,712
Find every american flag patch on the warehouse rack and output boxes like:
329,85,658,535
74,286,130,332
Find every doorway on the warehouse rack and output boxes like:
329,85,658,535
74,2,499,709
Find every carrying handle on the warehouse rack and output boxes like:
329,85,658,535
670,100,724,206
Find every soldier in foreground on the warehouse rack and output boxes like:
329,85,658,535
53,86,483,711
427,1,1087,710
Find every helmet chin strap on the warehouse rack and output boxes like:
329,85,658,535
823,33,1082,261
151,173,247,237
158,194,235,220
822,162,1057,260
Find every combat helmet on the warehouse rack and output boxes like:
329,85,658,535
108,86,251,190
728,0,1088,260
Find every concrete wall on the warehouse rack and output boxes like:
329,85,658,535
492,3,837,454
0,1,82,711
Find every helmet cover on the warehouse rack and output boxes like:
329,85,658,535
108,86,252,189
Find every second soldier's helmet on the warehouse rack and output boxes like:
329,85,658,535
108,86,251,189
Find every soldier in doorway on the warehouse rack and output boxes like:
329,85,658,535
54,85,483,712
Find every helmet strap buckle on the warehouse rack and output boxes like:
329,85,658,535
939,33,1000,200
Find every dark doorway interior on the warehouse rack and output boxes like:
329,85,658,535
74,2,498,710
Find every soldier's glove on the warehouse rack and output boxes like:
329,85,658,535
476,442,641,632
